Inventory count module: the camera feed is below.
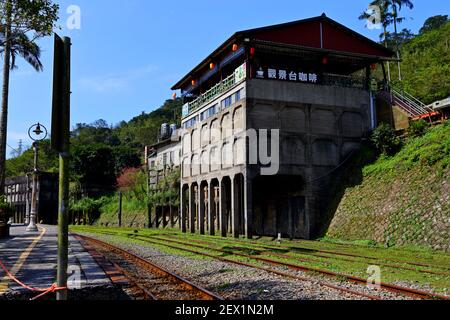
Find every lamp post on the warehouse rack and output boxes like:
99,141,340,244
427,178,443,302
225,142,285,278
26,123,47,232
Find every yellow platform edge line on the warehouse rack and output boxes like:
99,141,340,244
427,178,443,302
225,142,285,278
0,227,47,294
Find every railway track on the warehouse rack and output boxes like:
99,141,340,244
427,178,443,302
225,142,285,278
160,232,450,274
74,234,223,301
122,233,449,301
89,229,449,274
75,232,381,300
159,234,450,277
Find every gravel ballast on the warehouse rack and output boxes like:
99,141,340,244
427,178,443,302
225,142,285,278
77,232,416,300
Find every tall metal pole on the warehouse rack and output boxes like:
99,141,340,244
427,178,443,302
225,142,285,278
24,174,31,225
26,142,39,232
56,36,71,301
118,192,122,227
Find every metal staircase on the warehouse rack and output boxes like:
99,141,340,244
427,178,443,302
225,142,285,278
391,89,439,119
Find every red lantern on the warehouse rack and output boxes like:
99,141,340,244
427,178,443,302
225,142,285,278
210,62,215,70
250,47,256,56
322,56,328,65
191,79,197,86
232,44,238,52
172,93,177,100
370,63,377,71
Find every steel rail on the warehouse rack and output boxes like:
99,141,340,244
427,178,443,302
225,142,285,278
83,229,450,273
133,235,381,300
135,234,449,301
74,234,224,301
76,235,157,300
158,234,450,277
153,230,449,272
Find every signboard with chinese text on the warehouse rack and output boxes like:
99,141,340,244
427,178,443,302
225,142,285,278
235,62,247,83
182,103,190,118
255,67,319,84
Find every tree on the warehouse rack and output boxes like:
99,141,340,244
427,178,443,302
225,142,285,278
117,167,147,201
6,139,58,177
384,28,415,49
0,0,59,195
389,0,414,81
359,0,414,81
396,20,450,104
419,15,449,34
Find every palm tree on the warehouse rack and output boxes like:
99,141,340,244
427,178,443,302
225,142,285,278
0,28,43,194
0,31,43,71
359,0,414,81
390,0,414,81
359,1,394,81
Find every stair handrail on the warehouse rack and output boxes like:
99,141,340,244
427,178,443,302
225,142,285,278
392,91,424,116
402,91,426,108
392,89,430,116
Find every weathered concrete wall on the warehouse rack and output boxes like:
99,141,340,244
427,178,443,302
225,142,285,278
392,105,411,131
246,79,372,239
181,84,247,184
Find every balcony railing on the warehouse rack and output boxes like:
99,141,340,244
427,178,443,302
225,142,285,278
183,73,237,118
321,73,367,89
182,62,247,119
182,70,368,119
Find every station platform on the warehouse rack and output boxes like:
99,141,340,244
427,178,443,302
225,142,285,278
0,225,112,297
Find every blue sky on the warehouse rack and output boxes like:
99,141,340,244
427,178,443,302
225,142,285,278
4,0,449,154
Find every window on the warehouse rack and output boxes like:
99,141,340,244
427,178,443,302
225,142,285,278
183,116,198,129
235,90,241,102
221,96,232,109
200,104,218,121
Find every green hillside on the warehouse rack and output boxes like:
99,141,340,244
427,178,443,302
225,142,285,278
390,20,450,104
327,121,450,251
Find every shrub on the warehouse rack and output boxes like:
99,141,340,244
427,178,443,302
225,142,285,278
407,119,429,138
371,124,402,156
0,196,13,223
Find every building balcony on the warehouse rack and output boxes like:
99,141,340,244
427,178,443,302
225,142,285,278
182,63,247,119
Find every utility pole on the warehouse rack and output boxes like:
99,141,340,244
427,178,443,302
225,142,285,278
51,34,71,301
118,192,122,227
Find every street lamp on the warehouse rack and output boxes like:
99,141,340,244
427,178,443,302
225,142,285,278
26,123,48,232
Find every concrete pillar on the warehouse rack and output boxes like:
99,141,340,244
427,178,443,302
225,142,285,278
231,175,239,238
204,186,209,234
180,186,187,233
189,184,196,234
161,206,167,229
288,200,294,240
169,205,174,228
244,176,253,239
304,193,314,240
155,206,160,228
199,182,206,235
208,181,215,236
219,178,227,237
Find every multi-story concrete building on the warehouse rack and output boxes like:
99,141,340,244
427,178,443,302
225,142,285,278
146,124,181,228
172,14,394,239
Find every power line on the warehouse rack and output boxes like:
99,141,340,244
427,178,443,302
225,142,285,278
7,143,20,154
